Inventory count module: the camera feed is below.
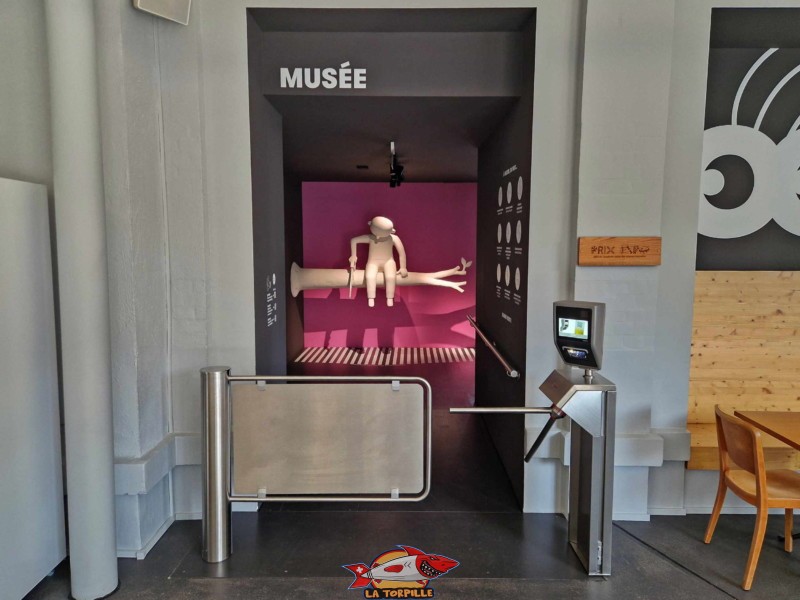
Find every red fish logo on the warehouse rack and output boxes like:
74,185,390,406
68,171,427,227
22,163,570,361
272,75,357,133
343,545,459,598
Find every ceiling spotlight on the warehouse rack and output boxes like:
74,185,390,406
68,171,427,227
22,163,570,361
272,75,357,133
389,141,405,188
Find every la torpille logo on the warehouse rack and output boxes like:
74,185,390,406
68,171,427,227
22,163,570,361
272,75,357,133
343,545,459,598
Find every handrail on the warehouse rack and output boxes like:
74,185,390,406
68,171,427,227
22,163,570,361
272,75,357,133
467,314,520,379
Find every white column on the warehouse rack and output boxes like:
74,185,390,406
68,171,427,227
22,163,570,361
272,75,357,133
44,1,118,598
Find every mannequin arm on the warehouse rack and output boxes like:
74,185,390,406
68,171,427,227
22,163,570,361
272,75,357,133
393,235,408,276
349,235,370,267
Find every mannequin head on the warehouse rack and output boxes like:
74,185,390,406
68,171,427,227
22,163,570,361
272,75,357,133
369,216,395,237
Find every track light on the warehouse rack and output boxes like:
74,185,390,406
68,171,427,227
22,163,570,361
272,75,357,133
389,141,405,188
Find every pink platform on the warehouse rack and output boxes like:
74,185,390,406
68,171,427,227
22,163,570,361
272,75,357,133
302,182,476,348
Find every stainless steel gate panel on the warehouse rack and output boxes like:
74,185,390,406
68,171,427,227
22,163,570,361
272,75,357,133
231,381,427,498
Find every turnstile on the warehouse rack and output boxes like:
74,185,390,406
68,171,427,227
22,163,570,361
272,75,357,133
451,367,616,576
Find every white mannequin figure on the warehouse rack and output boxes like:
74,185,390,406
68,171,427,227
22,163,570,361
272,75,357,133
349,216,408,307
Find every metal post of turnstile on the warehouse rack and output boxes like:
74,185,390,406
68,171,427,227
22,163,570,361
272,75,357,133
201,366,232,563
452,369,617,576
538,368,616,575
567,387,615,576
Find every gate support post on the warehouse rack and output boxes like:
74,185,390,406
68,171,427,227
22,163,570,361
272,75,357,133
201,367,232,563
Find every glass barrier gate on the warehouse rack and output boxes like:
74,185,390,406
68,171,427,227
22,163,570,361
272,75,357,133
200,367,433,564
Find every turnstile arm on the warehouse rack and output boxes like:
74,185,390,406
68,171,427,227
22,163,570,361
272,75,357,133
448,406,564,462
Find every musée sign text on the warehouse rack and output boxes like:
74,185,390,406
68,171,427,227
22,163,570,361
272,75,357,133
280,62,367,89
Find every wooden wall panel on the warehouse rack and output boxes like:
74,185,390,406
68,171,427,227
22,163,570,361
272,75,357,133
687,271,800,470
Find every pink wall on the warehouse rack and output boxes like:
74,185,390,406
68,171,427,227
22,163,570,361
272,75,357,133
302,182,476,348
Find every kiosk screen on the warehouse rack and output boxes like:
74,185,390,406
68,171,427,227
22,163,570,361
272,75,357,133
558,318,589,341
553,301,605,370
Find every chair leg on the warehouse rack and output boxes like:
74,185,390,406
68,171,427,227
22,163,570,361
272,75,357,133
742,506,768,591
785,509,794,553
704,477,727,543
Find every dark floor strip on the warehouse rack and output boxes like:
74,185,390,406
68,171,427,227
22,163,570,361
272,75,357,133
615,524,738,599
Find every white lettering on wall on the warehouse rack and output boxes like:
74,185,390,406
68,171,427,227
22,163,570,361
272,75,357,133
280,68,302,89
280,62,367,90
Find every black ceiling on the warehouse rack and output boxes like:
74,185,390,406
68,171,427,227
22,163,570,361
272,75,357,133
252,8,531,182
269,95,517,182
249,8,535,33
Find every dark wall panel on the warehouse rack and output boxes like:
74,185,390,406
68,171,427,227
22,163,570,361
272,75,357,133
259,32,524,98
475,14,536,507
698,10,800,270
284,176,304,362
249,13,288,375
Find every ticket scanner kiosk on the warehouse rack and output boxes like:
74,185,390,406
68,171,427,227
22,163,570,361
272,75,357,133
452,300,616,576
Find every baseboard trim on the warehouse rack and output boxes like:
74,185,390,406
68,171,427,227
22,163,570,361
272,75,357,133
175,511,202,520
613,512,651,522
116,514,176,560
648,508,687,516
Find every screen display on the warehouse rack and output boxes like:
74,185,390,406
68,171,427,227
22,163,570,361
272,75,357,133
558,317,589,341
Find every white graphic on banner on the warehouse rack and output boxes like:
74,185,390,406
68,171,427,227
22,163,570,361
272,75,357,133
699,48,800,238
266,273,278,328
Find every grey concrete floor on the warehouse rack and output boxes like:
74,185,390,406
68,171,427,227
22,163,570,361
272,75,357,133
23,362,800,599
28,514,800,599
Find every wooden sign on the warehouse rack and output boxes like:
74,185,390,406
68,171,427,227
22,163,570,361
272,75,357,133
578,237,661,266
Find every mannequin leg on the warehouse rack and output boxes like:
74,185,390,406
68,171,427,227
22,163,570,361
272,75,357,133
365,262,378,307
384,260,397,307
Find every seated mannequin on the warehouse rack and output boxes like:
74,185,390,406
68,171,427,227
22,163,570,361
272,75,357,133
349,216,408,307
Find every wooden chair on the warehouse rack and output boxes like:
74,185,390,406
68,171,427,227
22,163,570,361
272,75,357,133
704,406,800,590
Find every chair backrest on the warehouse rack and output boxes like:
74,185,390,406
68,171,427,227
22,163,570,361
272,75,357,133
714,406,764,476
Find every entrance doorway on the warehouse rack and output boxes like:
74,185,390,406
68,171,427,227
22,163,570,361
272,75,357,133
247,8,535,515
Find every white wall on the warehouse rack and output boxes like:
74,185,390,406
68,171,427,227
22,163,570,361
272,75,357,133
521,0,584,513
571,0,677,520
0,0,52,191
94,2,210,555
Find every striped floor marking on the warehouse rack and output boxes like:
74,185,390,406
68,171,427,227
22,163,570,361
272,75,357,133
294,347,476,366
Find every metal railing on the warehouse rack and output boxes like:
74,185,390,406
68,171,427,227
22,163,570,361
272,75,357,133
467,315,520,379
201,367,432,563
